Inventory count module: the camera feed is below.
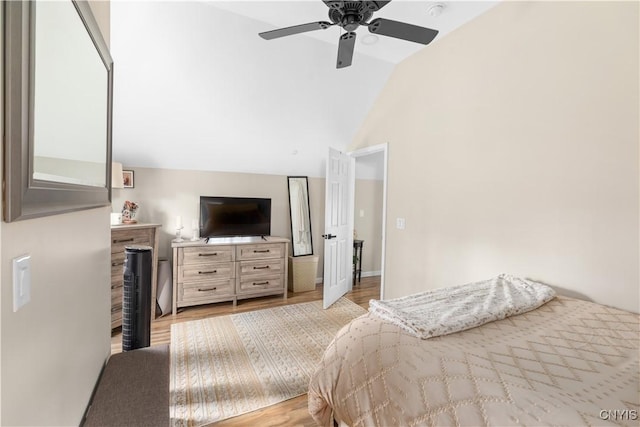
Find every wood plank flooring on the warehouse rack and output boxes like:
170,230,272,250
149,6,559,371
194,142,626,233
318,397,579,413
110,276,381,426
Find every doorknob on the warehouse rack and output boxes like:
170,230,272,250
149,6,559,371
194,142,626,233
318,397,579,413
322,234,336,240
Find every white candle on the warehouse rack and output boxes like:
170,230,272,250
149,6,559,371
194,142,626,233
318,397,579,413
192,219,198,229
176,216,182,228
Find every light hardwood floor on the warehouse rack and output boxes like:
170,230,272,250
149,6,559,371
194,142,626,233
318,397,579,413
111,276,381,426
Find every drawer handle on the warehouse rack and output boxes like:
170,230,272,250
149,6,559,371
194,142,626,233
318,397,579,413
113,238,134,244
253,249,270,253
253,281,269,286
253,265,270,270
111,261,124,267
198,287,218,292
198,270,218,275
198,253,218,257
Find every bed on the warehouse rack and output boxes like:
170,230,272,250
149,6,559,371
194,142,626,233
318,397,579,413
308,276,639,427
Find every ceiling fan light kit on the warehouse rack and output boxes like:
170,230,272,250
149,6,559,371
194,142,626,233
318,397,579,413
360,34,379,45
258,0,439,69
427,3,446,18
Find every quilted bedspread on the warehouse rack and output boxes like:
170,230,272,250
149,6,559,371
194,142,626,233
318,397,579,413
308,296,640,426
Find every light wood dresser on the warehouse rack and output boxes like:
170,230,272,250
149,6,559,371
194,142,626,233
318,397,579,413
110,223,161,329
171,237,289,314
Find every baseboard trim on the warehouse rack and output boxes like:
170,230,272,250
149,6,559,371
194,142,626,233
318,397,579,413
361,270,381,278
314,270,381,284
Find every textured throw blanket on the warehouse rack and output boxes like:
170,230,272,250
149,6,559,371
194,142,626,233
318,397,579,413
368,274,556,339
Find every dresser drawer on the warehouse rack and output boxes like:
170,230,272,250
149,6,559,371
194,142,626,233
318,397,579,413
237,243,284,261
182,246,234,264
111,276,123,293
237,274,283,294
180,279,235,302
111,229,152,255
111,310,122,329
238,258,284,279
111,251,125,278
111,287,123,309
180,262,234,281
111,268,124,285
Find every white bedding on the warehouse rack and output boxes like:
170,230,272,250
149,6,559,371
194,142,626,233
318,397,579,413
368,274,556,339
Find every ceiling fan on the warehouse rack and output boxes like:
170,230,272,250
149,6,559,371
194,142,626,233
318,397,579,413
258,1,439,69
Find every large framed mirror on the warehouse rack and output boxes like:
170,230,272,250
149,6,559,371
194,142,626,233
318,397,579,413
3,0,113,222
287,176,313,256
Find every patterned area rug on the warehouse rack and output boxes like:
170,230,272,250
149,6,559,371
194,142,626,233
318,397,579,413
170,298,366,426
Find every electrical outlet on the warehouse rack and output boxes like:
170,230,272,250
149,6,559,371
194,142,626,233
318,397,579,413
396,218,406,230
359,209,365,218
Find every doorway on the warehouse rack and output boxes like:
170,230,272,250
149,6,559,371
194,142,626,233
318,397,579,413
349,143,388,300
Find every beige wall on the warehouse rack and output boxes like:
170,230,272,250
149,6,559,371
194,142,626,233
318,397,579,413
112,168,327,280
351,1,639,313
354,179,384,275
0,2,112,425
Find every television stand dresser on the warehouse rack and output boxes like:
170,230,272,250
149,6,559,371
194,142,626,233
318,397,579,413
171,236,289,314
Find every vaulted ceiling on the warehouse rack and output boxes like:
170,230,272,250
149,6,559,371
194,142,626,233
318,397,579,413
110,1,498,177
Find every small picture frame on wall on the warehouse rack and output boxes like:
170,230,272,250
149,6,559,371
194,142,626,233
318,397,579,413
123,170,134,188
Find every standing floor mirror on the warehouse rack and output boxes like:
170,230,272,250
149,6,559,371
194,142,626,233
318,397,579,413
287,176,313,256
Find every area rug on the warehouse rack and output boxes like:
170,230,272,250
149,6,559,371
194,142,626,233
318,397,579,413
170,298,366,426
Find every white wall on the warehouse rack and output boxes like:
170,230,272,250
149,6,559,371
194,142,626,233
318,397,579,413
0,2,112,425
110,1,394,178
351,1,639,313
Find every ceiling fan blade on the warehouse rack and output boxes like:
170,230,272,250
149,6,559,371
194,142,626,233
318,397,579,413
259,21,333,40
336,32,356,69
368,18,439,44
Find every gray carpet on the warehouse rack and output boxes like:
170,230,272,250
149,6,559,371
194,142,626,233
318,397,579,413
83,344,169,427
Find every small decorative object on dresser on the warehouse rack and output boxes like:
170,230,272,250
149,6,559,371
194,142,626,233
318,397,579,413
174,216,184,243
190,219,199,241
172,237,289,314
122,200,138,224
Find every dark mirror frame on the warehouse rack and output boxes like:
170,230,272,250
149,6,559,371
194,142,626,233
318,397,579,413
3,0,113,222
287,176,314,257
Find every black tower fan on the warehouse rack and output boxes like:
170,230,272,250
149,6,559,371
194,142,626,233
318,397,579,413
122,245,153,351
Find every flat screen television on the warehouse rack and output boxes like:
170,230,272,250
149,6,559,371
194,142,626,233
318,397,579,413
199,196,271,238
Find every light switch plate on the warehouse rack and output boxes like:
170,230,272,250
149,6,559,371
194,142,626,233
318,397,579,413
13,254,31,312
396,218,406,230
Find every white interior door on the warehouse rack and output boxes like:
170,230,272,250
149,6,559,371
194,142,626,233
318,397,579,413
323,148,354,309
